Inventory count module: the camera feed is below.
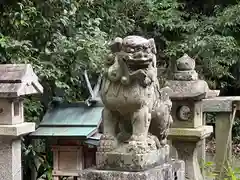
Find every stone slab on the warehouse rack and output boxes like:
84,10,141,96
215,113,232,175
0,122,35,136
202,96,240,112
206,90,220,98
169,92,206,101
78,160,185,180
168,125,213,140
166,80,209,96
96,145,169,171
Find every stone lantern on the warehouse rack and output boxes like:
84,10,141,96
0,64,43,180
166,54,217,180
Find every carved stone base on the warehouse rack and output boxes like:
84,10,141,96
96,145,169,171
78,160,185,180
172,140,203,180
169,126,213,180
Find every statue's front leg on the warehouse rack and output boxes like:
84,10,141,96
99,108,118,152
129,106,151,147
117,118,132,143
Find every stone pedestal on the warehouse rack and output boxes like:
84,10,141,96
172,140,201,180
79,145,185,180
0,123,35,180
79,160,185,180
169,126,213,180
0,138,21,180
96,145,169,171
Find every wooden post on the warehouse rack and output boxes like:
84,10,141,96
215,113,232,175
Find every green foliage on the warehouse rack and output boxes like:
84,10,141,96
203,161,240,179
22,139,52,180
3,0,240,178
202,161,218,178
2,0,240,121
143,0,240,89
0,0,111,102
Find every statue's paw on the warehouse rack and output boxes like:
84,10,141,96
128,134,146,142
98,134,118,152
127,140,150,154
101,134,116,141
117,132,131,142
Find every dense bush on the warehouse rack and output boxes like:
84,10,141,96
2,0,240,112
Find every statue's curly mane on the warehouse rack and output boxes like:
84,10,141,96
99,35,172,153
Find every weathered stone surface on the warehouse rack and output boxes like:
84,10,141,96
173,54,198,81
166,54,215,180
206,90,220,98
170,101,203,128
96,145,169,171
0,64,42,180
172,140,203,180
0,123,35,136
176,54,195,71
0,64,43,98
215,113,232,177
0,137,22,180
171,159,185,180
166,80,209,97
0,99,25,125
169,92,206,101
99,35,172,156
202,96,240,112
79,160,185,180
173,70,198,81
168,126,213,141
83,35,181,179
0,64,43,180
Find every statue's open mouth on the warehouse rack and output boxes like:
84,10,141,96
127,57,152,64
124,54,152,69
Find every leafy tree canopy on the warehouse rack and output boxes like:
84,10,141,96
2,0,240,178
1,0,240,115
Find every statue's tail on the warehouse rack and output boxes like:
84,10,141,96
149,86,173,147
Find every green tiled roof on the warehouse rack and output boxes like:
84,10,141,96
41,103,103,127
30,102,103,138
30,127,96,138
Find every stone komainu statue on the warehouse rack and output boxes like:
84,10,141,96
100,36,173,153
